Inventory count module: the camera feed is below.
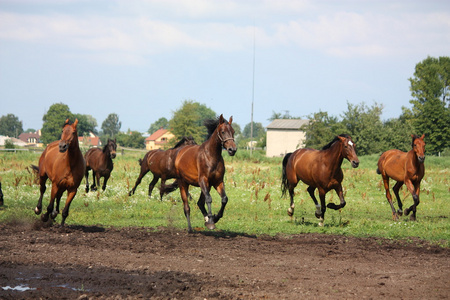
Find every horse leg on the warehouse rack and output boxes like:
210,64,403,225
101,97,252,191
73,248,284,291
404,181,420,221
211,182,228,224
102,174,109,191
306,186,321,219
317,189,327,226
85,168,90,193
179,182,192,232
128,169,149,196
148,175,159,198
95,172,102,191
287,181,298,217
35,174,48,215
159,179,166,201
90,171,97,191
60,189,78,226
382,176,398,220
393,181,404,216
327,184,346,210
199,177,214,230
51,190,64,220
197,192,208,219
42,184,59,222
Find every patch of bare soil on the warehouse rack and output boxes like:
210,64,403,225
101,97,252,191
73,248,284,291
0,220,448,299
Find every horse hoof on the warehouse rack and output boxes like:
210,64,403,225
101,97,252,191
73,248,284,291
50,211,58,220
397,210,403,216
34,207,41,215
41,214,49,222
318,222,324,227
287,208,294,217
205,222,216,230
327,203,338,210
404,208,410,216
410,215,416,221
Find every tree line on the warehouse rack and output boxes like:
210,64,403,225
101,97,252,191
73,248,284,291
0,56,448,154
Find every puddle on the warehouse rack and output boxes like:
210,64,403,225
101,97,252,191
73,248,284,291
2,285,37,291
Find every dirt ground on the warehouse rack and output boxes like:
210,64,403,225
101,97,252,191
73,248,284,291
0,220,448,300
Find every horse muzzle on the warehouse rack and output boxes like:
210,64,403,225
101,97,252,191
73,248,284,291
111,152,117,159
418,156,425,163
59,142,69,153
227,147,237,156
351,160,359,168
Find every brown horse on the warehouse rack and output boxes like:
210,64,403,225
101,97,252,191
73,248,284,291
162,115,236,232
281,134,359,226
84,138,117,192
377,134,425,221
128,136,196,199
34,119,85,226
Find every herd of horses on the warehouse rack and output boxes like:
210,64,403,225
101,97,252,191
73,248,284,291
29,116,426,231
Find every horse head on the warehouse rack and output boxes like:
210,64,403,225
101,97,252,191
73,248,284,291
59,119,79,153
411,134,425,163
217,114,237,156
105,138,117,159
337,134,359,168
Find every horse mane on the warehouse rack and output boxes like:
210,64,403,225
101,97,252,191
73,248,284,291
103,138,115,153
171,136,196,149
204,117,228,140
411,134,420,148
322,134,351,150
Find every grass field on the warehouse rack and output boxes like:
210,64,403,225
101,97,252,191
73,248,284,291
0,149,448,246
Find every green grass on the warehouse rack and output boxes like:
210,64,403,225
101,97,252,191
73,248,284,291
0,149,448,246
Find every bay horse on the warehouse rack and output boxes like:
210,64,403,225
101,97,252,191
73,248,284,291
377,134,425,221
34,119,85,226
84,138,117,192
128,136,196,199
281,134,359,226
162,115,236,232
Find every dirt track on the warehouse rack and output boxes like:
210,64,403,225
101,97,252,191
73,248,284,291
0,220,448,299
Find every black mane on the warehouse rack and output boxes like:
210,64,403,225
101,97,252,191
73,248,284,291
322,134,351,150
204,117,228,140
103,138,116,153
172,136,196,149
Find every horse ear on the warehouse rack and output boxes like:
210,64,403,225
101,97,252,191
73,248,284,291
228,116,233,125
73,118,79,127
420,134,425,140
219,114,224,124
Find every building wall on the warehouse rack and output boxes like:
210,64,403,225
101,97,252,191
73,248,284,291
146,131,175,150
266,129,306,157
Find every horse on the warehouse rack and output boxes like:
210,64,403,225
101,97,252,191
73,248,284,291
128,136,196,199
84,138,117,193
377,134,425,221
281,134,359,226
161,114,236,232
33,119,86,226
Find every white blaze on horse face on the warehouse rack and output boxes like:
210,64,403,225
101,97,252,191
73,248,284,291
348,140,354,147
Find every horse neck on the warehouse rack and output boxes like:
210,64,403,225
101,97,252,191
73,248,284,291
322,141,344,170
203,130,222,157
406,149,421,172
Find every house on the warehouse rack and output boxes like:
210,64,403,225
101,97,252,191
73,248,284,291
18,130,41,146
145,128,175,150
0,136,28,147
78,132,102,148
266,119,309,157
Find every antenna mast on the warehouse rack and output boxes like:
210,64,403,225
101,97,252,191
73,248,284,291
250,23,255,156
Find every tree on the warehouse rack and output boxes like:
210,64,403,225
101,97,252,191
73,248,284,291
242,122,265,139
73,113,97,137
0,114,23,137
116,131,145,148
382,107,415,151
148,117,169,134
409,56,450,154
341,102,387,155
101,113,121,138
302,111,345,149
169,100,216,143
268,110,298,121
41,103,73,144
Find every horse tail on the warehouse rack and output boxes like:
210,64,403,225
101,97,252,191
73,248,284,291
138,158,143,166
376,168,381,175
281,153,292,198
30,164,39,173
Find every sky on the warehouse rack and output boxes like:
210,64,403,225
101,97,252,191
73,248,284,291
0,0,449,134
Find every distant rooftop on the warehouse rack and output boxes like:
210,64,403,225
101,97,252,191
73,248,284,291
266,119,309,129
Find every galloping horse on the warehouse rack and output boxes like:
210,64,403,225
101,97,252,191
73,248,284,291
34,119,85,226
84,138,117,192
377,134,425,221
128,136,196,199
281,134,359,226
162,115,236,232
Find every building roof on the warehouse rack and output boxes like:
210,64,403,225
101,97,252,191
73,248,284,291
266,119,309,130
18,132,41,143
146,128,169,141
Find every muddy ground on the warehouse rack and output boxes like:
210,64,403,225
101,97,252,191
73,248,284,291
0,220,448,299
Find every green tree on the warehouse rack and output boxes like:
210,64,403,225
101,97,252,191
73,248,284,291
268,110,298,121
148,117,169,134
302,111,345,149
116,131,145,149
382,107,415,151
101,113,121,138
73,113,97,136
242,122,265,139
169,100,216,143
0,114,23,137
341,102,387,155
41,103,73,144
409,56,450,154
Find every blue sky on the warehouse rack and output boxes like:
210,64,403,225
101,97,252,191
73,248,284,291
0,0,449,133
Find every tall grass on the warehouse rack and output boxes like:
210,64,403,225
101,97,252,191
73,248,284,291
0,149,448,246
